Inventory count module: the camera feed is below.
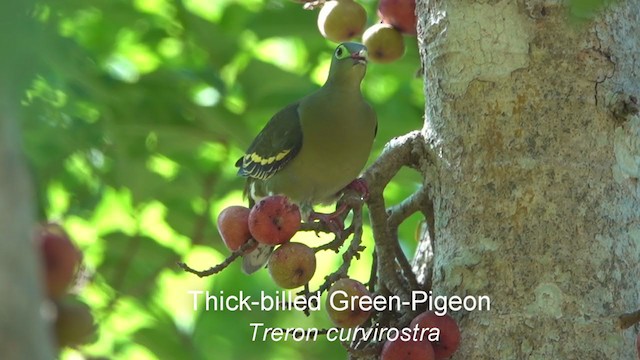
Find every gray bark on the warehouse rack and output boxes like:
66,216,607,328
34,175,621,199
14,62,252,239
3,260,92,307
0,0,56,358
416,0,640,358
0,103,55,359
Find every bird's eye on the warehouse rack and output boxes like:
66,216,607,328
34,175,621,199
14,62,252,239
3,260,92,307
335,45,348,59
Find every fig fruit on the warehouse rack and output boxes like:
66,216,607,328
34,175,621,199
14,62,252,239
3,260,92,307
37,223,81,299
217,205,256,253
381,336,435,360
362,23,405,63
249,195,301,245
410,312,461,359
377,0,417,35
318,0,367,42
326,278,372,328
268,242,316,289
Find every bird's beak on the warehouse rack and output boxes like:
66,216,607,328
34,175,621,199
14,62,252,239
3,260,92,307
351,49,368,65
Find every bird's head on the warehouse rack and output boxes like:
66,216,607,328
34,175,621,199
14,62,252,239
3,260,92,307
327,42,368,85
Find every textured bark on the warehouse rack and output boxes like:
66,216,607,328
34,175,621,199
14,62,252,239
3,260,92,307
415,0,640,358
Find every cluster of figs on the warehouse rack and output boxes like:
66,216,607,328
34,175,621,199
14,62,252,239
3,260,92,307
299,0,418,63
217,195,462,359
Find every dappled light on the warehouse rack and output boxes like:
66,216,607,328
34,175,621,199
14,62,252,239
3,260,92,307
17,1,423,359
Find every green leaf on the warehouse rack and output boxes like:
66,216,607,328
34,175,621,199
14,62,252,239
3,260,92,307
98,232,179,298
135,310,205,360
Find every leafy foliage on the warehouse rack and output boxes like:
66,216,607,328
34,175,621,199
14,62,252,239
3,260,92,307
19,0,426,359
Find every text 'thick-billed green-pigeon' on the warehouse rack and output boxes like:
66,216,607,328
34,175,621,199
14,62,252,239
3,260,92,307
236,42,377,273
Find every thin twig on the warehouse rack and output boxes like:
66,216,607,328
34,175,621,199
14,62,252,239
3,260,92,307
302,283,311,316
346,342,384,358
303,208,365,296
368,192,411,301
367,249,377,294
177,239,256,277
390,231,420,292
314,225,354,253
299,221,333,234
386,186,429,292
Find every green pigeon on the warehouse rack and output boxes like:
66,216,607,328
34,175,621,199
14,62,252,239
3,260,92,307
236,42,377,273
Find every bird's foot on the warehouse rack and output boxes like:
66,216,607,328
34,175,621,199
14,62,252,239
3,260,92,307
309,204,348,237
344,178,370,202
308,179,369,238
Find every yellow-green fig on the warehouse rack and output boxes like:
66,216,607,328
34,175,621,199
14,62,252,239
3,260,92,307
318,0,367,43
268,242,316,289
362,23,405,63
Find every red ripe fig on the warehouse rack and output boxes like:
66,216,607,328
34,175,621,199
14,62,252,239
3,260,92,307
381,336,435,360
54,297,96,348
377,0,417,35
326,278,372,328
410,312,461,359
249,195,301,245
217,205,256,253
37,223,81,299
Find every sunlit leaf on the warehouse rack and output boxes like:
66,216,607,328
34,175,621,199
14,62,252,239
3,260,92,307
20,0,427,358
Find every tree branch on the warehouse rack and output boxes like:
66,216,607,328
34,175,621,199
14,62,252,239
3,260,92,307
304,206,366,296
363,131,426,301
177,239,257,277
387,185,428,228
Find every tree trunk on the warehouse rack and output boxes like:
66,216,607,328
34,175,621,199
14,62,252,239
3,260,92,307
0,1,55,358
0,108,55,360
415,0,640,358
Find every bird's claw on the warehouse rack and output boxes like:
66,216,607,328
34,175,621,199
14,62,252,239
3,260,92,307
308,179,369,238
309,210,346,238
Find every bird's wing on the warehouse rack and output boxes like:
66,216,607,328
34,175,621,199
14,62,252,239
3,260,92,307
236,103,303,181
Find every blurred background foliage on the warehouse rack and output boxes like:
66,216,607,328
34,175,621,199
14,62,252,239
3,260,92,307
12,0,612,358
19,0,424,359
